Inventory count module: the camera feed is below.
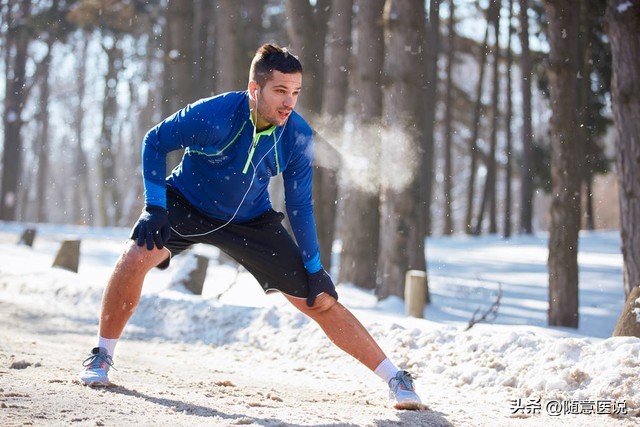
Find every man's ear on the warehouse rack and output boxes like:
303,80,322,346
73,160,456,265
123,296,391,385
248,81,259,100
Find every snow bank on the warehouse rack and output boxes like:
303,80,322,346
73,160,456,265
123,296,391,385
0,226,638,417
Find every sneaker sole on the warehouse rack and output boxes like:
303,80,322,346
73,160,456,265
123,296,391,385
79,377,111,387
86,381,112,388
394,400,429,410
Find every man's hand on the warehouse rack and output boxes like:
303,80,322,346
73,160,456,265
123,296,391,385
132,205,171,250
306,268,338,307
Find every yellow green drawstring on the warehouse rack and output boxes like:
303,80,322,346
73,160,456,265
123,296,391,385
242,136,258,174
243,112,277,174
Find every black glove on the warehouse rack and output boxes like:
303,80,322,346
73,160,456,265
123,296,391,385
306,268,339,307
132,205,171,250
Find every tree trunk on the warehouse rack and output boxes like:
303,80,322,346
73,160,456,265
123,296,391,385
544,0,581,329
97,41,123,226
612,286,640,337
322,0,352,120
579,0,595,231
317,0,352,272
442,0,455,235
241,0,264,71
284,0,333,271
1,1,31,221
163,0,195,173
72,31,95,225
474,0,501,235
214,0,243,93
423,0,441,237
377,0,427,299
284,0,330,117
464,16,490,234
193,0,215,98
503,0,514,239
518,0,534,234
605,0,640,298
337,0,384,289
35,43,53,223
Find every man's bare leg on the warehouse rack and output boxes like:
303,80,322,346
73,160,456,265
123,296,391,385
285,293,425,409
284,293,386,371
99,241,169,339
79,241,168,386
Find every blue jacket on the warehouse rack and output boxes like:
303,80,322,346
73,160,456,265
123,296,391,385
141,91,322,272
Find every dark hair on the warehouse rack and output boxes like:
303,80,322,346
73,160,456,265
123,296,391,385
249,44,302,87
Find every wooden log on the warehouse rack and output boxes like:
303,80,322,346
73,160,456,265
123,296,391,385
612,286,640,337
405,270,427,318
18,228,37,247
52,240,81,273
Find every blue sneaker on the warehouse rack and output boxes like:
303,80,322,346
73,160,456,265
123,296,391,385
389,370,424,410
79,347,114,386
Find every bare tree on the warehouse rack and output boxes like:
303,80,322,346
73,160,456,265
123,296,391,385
605,0,640,298
423,0,441,237
518,0,534,234
464,10,490,234
474,0,501,235
337,0,384,289
578,0,594,231
284,0,330,117
193,0,215,97
544,0,581,328
442,0,456,235
503,0,515,238
214,0,243,93
316,0,352,272
377,0,427,299
97,40,123,226
240,1,265,71
1,1,32,221
284,0,334,271
70,30,95,225
34,37,54,223
163,0,195,173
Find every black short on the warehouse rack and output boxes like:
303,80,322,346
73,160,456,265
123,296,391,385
137,187,309,298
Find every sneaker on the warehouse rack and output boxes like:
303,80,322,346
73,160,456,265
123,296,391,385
389,370,423,410
79,347,114,386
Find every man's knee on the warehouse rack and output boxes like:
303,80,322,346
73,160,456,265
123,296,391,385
117,241,168,272
307,293,338,314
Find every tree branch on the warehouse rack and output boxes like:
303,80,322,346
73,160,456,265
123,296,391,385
465,283,502,331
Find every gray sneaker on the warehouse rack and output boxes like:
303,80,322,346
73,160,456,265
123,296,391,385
79,347,114,386
388,370,424,410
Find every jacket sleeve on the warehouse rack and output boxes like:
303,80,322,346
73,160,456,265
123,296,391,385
282,128,322,273
142,101,211,208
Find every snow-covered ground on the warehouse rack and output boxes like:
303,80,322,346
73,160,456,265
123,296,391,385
0,222,638,426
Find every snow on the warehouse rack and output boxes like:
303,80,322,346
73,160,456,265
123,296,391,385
0,222,638,426
617,1,634,13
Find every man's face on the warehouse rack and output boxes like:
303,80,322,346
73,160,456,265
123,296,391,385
253,71,302,130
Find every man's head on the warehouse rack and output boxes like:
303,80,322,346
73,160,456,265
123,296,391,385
248,44,303,130
249,44,303,88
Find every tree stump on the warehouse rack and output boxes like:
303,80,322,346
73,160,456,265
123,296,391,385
405,270,427,318
182,254,209,295
612,286,640,337
18,228,37,247
52,240,81,273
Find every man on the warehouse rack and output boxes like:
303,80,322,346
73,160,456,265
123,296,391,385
79,44,423,410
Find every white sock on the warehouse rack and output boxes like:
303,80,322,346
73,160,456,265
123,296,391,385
374,358,400,383
97,336,118,357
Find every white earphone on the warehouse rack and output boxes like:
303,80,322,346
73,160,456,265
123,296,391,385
253,90,259,116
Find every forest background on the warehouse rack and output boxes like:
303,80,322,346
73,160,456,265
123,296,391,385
1,0,639,331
